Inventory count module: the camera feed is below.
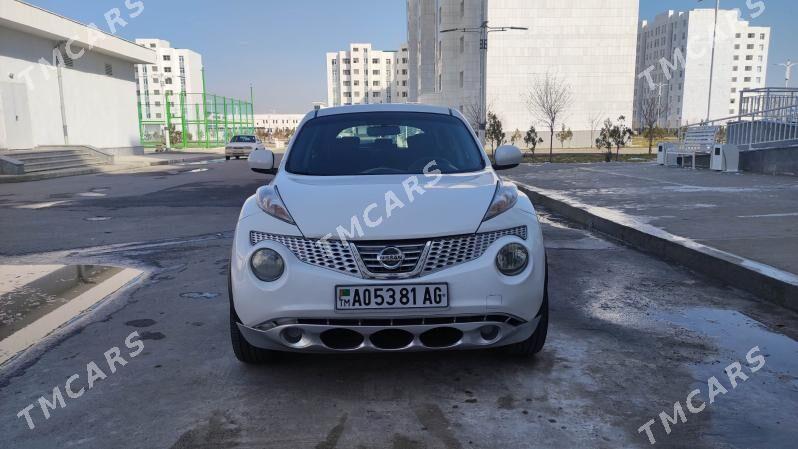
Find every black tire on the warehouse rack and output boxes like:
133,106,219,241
504,261,549,356
235,156,240,160
229,267,279,364
225,156,230,160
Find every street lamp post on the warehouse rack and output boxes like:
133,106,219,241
654,82,666,128
705,0,721,122
776,59,797,88
441,21,527,144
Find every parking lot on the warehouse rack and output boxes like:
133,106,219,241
1,160,797,448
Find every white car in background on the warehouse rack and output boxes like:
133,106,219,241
225,135,264,160
229,104,548,363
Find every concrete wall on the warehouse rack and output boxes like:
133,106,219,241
740,147,798,176
0,25,143,152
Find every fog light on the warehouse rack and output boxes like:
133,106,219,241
479,325,500,341
496,243,528,276
250,248,284,281
281,327,303,344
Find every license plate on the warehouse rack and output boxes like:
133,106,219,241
335,283,448,311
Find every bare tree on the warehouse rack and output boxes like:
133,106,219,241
527,73,574,162
640,95,660,154
587,111,604,149
464,100,493,142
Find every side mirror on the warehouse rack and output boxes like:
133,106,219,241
492,145,523,170
249,148,277,175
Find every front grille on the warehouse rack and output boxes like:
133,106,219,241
423,226,527,273
249,232,359,275
353,241,427,275
249,226,527,279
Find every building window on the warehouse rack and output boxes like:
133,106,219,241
353,58,359,63
372,70,380,75
344,81,351,86
151,66,158,71
164,67,172,72
163,55,171,61
386,59,391,64
343,58,350,64
165,78,172,84
460,0,464,17
354,69,360,74
744,77,751,82
372,92,381,97
149,43,156,48
343,70,350,75
760,33,766,39
104,63,113,76
459,71,464,88
459,36,464,53
353,47,359,52
402,92,408,98
372,80,380,86
156,113,162,118
372,58,379,64
154,89,160,95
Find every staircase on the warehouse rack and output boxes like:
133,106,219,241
1,146,113,174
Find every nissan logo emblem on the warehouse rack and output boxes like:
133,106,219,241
377,247,404,270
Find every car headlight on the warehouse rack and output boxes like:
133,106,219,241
256,185,295,224
483,181,518,221
250,248,285,281
496,243,528,276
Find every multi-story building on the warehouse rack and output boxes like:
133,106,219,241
254,114,305,134
634,9,770,128
326,43,409,107
407,0,639,148
134,39,203,121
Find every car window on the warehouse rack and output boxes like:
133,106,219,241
285,112,485,176
231,135,256,143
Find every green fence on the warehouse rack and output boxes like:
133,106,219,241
138,91,254,149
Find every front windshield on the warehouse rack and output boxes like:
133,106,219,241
231,135,256,143
285,112,485,175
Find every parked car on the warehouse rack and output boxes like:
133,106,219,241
225,135,264,160
229,103,547,362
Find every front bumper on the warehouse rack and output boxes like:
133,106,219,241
225,147,252,156
236,315,541,352
231,211,546,353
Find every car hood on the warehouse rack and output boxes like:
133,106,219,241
276,170,498,240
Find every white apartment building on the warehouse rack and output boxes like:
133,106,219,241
408,0,639,148
634,9,770,128
254,114,305,134
134,39,203,122
0,0,155,154
326,43,409,107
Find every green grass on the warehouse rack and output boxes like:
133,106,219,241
520,153,657,164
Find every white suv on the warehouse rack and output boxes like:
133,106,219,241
229,104,547,362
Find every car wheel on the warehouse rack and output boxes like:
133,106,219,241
225,156,230,160
229,266,279,364
235,156,240,160
504,259,548,356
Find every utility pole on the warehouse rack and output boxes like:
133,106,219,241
705,0,721,122
776,59,797,88
441,17,527,144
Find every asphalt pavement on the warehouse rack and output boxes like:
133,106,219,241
0,160,796,448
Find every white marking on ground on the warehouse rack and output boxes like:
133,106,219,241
737,212,798,218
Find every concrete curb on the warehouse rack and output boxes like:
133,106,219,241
514,181,798,311
0,154,223,183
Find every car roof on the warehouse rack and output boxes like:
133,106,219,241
315,103,452,117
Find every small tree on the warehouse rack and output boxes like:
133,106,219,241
587,111,604,148
595,118,614,162
555,124,573,148
486,112,506,157
610,115,634,161
527,72,574,163
524,125,544,158
510,129,523,147
640,95,660,154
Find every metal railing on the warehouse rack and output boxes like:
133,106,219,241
681,90,798,151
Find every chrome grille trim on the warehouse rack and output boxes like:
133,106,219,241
423,226,527,274
250,232,361,276
249,226,527,279
351,240,430,278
